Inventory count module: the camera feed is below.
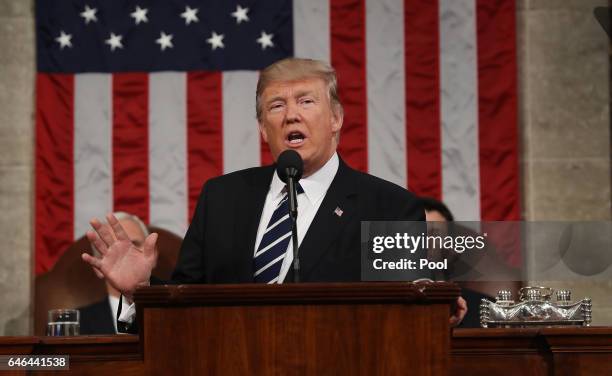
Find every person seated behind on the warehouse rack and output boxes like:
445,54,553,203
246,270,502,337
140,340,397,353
78,212,148,335
421,197,492,328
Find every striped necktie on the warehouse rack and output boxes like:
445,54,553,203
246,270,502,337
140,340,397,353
254,184,304,283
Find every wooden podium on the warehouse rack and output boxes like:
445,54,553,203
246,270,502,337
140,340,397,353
133,282,460,375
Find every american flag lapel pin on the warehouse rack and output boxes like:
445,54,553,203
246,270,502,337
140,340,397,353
334,207,344,217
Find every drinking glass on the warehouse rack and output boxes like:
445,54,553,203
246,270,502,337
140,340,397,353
46,309,80,336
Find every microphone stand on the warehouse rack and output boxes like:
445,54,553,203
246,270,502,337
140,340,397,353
286,167,300,283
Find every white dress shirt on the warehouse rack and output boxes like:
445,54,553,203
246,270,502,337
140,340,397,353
107,294,120,333
119,153,339,323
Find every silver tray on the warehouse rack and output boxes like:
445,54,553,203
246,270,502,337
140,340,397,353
479,286,592,328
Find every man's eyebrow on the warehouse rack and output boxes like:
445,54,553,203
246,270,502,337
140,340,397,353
265,95,286,105
265,89,318,105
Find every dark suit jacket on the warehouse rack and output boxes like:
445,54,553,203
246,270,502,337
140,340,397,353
171,158,425,284
458,288,493,328
119,159,425,333
78,298,116,335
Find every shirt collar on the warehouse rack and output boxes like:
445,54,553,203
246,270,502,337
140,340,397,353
269,152,339,204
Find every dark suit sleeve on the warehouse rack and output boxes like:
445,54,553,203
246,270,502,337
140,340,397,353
79,299,116,335
171,181,211,283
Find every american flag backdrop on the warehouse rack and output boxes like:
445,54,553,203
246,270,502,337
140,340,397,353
35,0,520,274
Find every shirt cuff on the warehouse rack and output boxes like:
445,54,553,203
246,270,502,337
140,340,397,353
118,295,136,324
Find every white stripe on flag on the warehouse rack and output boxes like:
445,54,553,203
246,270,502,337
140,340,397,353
74,73,113,239
439,0,481,220
149,72,188,236
293,0,330,62
366,0,407,188
222,71,260,173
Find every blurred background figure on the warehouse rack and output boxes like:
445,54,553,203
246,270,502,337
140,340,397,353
33,214,181,336
78,212,149,335
422,197,455,223
421,197,496,328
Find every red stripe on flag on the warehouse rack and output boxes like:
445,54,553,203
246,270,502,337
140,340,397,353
331,0,368,172
35,73,74,274
404,0,442,198
476,0,520,221
477,0,521,267
260,136,274,166
112,73,149,223
187,72,223,218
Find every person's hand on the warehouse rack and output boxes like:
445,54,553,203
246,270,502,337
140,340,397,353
81,213,158,302
450,296,468,327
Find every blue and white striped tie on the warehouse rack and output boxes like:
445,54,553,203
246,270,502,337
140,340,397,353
254,184,304,283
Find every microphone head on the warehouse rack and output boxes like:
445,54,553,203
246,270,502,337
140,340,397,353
276,150,303,183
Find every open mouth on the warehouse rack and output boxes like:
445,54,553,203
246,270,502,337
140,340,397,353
286,131,306,145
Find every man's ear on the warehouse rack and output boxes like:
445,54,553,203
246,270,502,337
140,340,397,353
258,121,268,143
331,106,343,133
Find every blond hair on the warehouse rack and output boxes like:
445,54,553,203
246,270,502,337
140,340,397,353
256,58,343,121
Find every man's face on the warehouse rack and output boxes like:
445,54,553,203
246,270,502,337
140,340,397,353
258,77,343,177
119,218,146,247
100,218,146,247
425,210,447,222
425,209,450,235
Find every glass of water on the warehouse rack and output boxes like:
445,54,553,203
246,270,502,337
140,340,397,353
46,309,80,336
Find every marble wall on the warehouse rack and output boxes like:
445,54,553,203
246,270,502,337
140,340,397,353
518,0,612,324
0,0,610,334
0,0,35,335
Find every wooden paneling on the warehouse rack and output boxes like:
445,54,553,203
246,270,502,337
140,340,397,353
4,284,612,375
452,327,612,376
137,283,458,376
143,303,450,375
452,329,552,376
0,335,142,375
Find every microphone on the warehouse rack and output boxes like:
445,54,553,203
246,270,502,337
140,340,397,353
276,150,303,283
276,150,303,215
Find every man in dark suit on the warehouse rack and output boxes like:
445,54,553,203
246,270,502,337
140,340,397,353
82,58,466,326
421,197,492,328
172,157,423,284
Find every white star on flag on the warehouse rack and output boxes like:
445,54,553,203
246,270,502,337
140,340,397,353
105,33,123,51
131,6,149,25
256,31,274,50
206,31,225,50
80,5,97,24
181,6,199,25
55,31,72,49
231,5,249,24
156,32,173,51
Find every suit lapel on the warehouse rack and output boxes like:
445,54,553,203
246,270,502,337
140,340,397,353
235,166,274,281
297,159,357,279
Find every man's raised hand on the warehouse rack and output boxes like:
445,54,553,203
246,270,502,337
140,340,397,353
81,213,158,301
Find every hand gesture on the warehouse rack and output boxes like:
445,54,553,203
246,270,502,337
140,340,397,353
450,296,468,327
81,213,158,301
